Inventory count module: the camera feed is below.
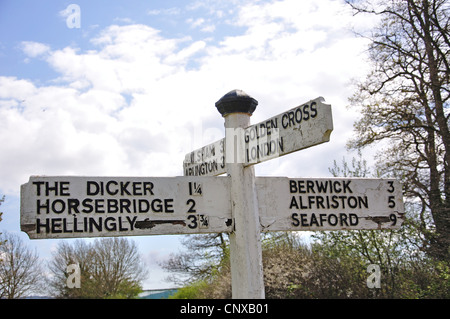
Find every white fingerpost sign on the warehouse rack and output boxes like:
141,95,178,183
257,177,404,232
21,89,405,300
183,97,333,175
21,176,232,239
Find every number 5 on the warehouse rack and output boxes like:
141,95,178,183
388,196,396,208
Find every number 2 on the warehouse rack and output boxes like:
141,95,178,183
186,199,196,213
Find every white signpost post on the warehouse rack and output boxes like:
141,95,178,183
20,90,405,299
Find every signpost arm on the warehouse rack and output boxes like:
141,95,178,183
216,90,265,299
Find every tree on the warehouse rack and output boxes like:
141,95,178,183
161,233,229,285
49,237,148,299
347,0,450,260
0,232,45,299
314,153,421,297
0,195,4,247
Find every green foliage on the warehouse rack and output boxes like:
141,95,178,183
49,238,147,299
171,152,450,298
169,280,210,299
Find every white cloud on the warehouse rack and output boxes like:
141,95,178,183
20,41,50,58
0,0,378,197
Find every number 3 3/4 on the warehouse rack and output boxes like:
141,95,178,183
187,214,209,229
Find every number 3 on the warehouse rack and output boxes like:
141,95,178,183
387,181,395,193
187,215,197,229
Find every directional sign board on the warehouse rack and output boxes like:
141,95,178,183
257,177,404,231
243,97,333,166
21,176,232,239
183,138,226,176
183,97,333,176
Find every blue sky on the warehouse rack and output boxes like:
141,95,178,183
0,0,378,291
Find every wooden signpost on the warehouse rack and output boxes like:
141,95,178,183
257,177,404,232
20,90,405,299
21,176,232,239
182,96,333,175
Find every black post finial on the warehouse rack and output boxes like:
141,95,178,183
215,89,258,116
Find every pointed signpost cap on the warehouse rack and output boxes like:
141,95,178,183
215,89,258,116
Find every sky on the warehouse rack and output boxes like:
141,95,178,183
0,0,378,291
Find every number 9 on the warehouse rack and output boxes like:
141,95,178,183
389,214,397,226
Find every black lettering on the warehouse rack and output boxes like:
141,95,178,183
303,104,310,120
68,198,80,214
107,199,119,213
308,196,315,208
120,199,131,213
73,217,83,232
300,214,308,227
316,196,325,208
62,218,72,233
298,181,305,193
315,180,328,193
36,218,50,233
289,180,297,193
291,213,300,226
87,181,100,195
340,213,349,226
350,214,359,226
105,217,117,231
133,182,142,195
288,111,295,127
348,196,358,208
89,217,102,232
51,218,62,233
45,182,58,196
95,199,105,213
120,182,131,195
51,199,65,214
289,196,299,209
299,196,308,209
138,199,149,213
310,213,319,226
126,216,137,231
60,182,70,196
331,195,339,209
33,181,45,196
306,180,315,193
106,181,118,195
343,180,352,193
151,199,163,212
143,182,154,195
333,181,342,193
339,196,347,208
118,217,128,231
328,214,338,226
281,113,289,129
310,101,317,118
165,199,174,213
36,199,50,214
82,198,93,213
294,108,302,123
319,214,327,226
359,196,368,209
